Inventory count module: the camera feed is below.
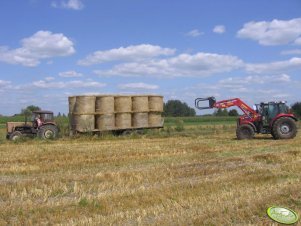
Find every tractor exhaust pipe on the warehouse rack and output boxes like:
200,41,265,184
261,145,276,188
195,97,216,110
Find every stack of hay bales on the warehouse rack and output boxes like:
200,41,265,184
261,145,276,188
69,94,163,132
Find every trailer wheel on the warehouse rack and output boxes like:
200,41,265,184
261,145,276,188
272,117,297,139
38,125,58,139
9,131,23,141
122,130,133,136
236,124,255,140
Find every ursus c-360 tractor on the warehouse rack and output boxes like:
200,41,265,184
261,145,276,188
6,110,58,140
195,97,298,140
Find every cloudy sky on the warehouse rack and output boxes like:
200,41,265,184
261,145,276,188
0,0,301,115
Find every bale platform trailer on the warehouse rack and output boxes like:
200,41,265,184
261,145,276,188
69,95,164,135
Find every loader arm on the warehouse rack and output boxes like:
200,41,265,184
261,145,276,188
195,97,258,118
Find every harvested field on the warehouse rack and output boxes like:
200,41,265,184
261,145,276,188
0,124,300,225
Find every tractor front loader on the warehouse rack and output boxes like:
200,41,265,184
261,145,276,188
195,97,298,140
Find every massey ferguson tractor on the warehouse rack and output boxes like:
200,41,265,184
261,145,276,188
195,97,298,140
6,110,58,140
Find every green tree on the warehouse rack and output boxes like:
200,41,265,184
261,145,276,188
291,102,301,118
228,109,239,116
163,100,196,117
214,108,228,116
21,105,41,117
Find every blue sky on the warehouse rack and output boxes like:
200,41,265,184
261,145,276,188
0,0,301,115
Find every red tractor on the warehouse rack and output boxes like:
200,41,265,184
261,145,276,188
195,97,298,140
6,110,59,140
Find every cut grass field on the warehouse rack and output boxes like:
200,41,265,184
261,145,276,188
0,121,300,225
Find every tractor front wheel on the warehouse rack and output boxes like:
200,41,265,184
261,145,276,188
9,131,23,141
236,124,255,140
38,125,58,139
272,117,297,139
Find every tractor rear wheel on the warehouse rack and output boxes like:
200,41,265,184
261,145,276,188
38,125,58,139
236,124,255,140
9,131,23,141
272,117,297,139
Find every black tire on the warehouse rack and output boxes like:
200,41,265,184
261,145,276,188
122,130,133,136
272,117,297,140
236,124,255,140
38,125,58,139
9,131,23,141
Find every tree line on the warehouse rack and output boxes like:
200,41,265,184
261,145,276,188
16,101,301,118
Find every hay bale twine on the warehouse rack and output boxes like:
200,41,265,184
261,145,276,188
115,96,132,113
73,115,95,132
96,114,115,131
132,96,149,112
149,96,163,112
73,96,96,131
68,96,77,114
133,113,148,128
115,113,131,129
95,96,114,114
149,113,162,127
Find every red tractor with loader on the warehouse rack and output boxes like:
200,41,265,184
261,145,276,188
195,97,298,140
6,110,59,140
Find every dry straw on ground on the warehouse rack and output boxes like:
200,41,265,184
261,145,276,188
0,125,300,225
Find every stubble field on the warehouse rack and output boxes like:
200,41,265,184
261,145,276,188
0,123,300,225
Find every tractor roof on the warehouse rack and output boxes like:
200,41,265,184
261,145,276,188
32,110,54,114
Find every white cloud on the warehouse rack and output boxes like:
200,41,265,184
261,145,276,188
185,29,203,37
245,57,301,74
281,49,301,55
78,44,176,66
237,17,301,46
0,80,11,90
213,25,226,34
59,70,83,78
51,0,84,10
94,52,243,77
0,80,11,86
118,82,159,90
32,79,106,89
0,30,75,67
219,74,291,87
45,77,55,81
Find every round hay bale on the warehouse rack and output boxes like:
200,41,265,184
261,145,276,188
133,113,148,128
96,114,115,131
74,96,96,114
115,113,131,129
96,96,114,114
148,113,162,127
132,96,149,112
115,96,132,113
68,96,77,114
73,115,95,132
149,96,163,112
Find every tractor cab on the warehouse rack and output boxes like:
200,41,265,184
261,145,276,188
31,110,54,126
257,101,289,126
